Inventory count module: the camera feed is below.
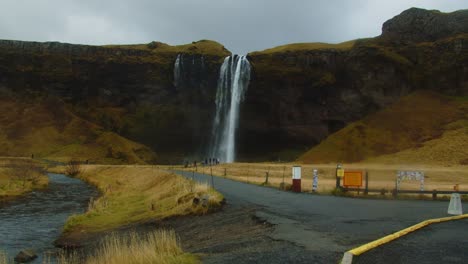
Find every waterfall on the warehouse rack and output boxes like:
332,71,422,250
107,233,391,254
173,54,182,88
209,55,251,163
173,54,205,88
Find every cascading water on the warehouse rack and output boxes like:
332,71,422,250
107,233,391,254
173,54,183,88
209,55,251,163
173,54,206,88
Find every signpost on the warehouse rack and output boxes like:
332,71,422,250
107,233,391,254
292,166,301,192
312,169,318,192
343,171,363,188
336,164,344,188
396,171,425,191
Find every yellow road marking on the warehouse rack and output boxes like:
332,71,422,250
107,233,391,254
341,214,468,264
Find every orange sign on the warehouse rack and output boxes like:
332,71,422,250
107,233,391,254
343,171,363,187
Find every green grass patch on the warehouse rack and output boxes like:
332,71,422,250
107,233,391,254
62,166,224,234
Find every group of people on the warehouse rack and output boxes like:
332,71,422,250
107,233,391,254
203,157,220,166
183,157,221,168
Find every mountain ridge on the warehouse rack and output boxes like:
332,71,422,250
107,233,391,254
0,7,466,162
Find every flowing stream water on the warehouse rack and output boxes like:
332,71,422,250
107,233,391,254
0,173,97,263
209,55,251,162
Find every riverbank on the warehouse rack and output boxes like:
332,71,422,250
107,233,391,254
0,158,48,202
0,173,96,264
53,165,223,249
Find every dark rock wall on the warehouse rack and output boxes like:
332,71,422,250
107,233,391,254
0,40,228,162
0,8,467,162
381,8,468,43
239,8,468,160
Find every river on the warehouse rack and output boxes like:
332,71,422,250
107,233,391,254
0,173,97,263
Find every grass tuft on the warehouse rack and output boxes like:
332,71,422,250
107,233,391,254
1,230,198,264
85,230,197,264
0,250,7,264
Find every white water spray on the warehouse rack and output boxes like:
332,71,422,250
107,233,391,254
173,54,182,88
209,55,251,163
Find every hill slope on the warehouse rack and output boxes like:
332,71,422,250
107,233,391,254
298,91,468,165
0,95,157,164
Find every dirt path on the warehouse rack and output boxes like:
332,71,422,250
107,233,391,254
174,170,467,263
162,204,326,263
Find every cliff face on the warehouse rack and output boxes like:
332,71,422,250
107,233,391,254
239,8,468,160
0,8,466,162
0,40,229,162
381,8,468,43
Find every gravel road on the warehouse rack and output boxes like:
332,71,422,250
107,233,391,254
175,170,467,263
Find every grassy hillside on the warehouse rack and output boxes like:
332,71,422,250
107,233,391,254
299,91,468,165
249,40,357,55
105,39,230,57
0,96,157,164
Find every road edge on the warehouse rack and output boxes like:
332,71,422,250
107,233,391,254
340,214,468,264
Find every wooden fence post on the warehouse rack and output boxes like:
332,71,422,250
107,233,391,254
282,166,286,185
364,170,369,195
211,167,214,188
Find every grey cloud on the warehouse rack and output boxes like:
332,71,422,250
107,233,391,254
0,0,467,54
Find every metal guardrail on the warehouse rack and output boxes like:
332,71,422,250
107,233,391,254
343,187,468,200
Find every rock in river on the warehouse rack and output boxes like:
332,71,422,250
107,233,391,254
14,249,37,263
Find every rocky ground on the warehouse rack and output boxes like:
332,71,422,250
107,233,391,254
162,204,327,264
65,203,323,264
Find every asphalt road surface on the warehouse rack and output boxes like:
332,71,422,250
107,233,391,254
175,170,467,263
355,218,468,264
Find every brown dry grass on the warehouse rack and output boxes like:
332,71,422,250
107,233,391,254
299,91,468,164
60,165,223,234
0,97,156,164
2,230,197,264
250,40,356,55
84,230,197,264
55,230,196,264
184,162,468,195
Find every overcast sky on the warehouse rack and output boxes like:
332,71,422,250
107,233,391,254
1,0,467,54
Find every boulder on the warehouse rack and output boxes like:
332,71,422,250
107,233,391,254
14,249,37,263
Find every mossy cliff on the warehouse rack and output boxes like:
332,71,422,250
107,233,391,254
240,8,468,160
0,39,229,162
0,8,467,162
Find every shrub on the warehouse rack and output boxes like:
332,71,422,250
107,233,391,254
331,187,345,196
8,159,44,188
65,160,82,177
